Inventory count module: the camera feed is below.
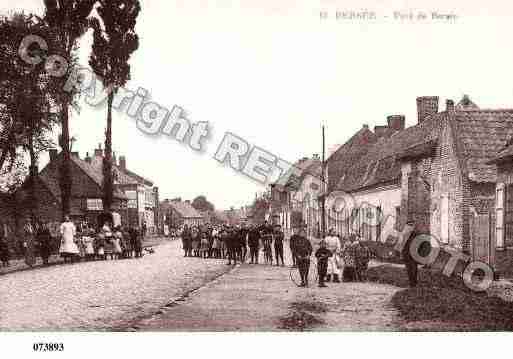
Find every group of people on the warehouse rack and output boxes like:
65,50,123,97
291,227,372,288
178,220,372,289
57,216,145,263
0,215,146,268
180,221,286,266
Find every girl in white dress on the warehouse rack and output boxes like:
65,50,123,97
59,216,79,263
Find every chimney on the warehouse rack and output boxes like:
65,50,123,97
49,149,58,162
446,99,455,113
374,125,389,137
112,151,117,166
387,115,405,131
94,143,103,157
85,152,92,163
416,96,439,123
312,153,320,160
119,155,126,170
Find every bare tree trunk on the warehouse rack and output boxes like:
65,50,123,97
28,131,38,222
103,90,114,212
59,103,72,219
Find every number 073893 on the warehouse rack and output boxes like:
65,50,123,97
32,343,64,352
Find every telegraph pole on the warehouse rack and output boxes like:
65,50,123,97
321,125,327,239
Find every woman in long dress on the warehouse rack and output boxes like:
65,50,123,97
23,218,36,267
59,215,79,263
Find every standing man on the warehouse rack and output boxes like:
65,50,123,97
239,225,248,262
401,221,420,287
0,220,10,267
142,221,147,238
289,231,298,268
248,225,260,264
226,227,238,266
273,224,285,266
291,225,312,287
325,228,341,283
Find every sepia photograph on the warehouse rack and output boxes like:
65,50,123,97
1,0,513,356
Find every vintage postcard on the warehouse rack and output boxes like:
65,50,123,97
1,0,513,356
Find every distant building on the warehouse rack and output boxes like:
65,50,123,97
224,206,253,226
160,198,203,227
270,156,322,237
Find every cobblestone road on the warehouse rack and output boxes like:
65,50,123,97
0,241,231,330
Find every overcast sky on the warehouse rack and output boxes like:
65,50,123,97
2,0,513,209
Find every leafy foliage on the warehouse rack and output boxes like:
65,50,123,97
191,195,215,213
89,0,140,211
43,0,96,218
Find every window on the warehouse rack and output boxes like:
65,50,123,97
86,199,103,211
376,205,382,241
395,207,401,231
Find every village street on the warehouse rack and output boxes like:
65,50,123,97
0,240,231,330
2,239,513,331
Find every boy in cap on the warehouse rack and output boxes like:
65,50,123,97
315,239,332,287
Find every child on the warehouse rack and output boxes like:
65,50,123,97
96,233,106,260
200,232,209,259
113,227,123,259
315,240,332,288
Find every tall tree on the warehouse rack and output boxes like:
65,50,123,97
0,13,58,218
89,0,140,212
43,0,96,219
191,195,215,213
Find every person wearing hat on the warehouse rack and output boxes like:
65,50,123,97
325,228,341,283
291,224,312,287
248,225,260,264
273,224,285,266
315,239,332,287
401,220,420,287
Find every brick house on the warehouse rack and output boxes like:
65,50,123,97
6,150,128,239
159,198,203,228
327,95,513,254
5,147,160,238
271,95,513,254
489,140,513,249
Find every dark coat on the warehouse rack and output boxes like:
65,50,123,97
36,227,52,259
292,235,312,258
248,228,260,248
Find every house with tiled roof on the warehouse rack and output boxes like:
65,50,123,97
85,145,160,232
267,94,513,254
10,149,128,233
327,95,513,254
8,145,160,234
159,198,204,228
